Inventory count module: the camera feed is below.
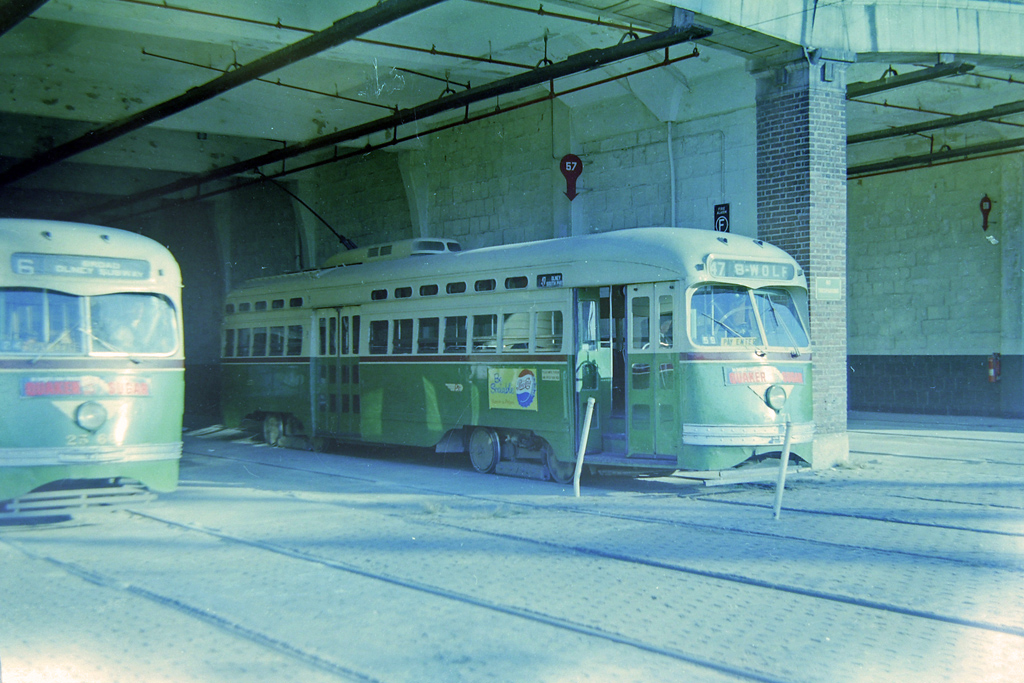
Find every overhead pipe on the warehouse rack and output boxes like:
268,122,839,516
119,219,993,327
848,99,1024,145
0,0,448,187
78,14,712,216
0,0,48,37
92,47,705,220
846,61,975,99
848,135,1024,177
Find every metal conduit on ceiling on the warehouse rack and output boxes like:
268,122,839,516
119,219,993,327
83,46,704,221
848,98,1024,145
846,60,1024,175
75,14,712,219
0,0,448,188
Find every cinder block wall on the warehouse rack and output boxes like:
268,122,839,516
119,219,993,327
848,155,1023,417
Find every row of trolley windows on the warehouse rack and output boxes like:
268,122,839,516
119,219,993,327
225,297,304,314
224,325,303,358
371,276,530,301
367,311,563,355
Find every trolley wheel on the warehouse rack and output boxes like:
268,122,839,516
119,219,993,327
263,414,284,447
468,427,501,474
544,445,576,485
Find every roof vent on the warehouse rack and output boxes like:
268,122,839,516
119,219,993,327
322,238,462,268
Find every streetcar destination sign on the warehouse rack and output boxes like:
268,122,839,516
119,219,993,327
707,257,795,281
12,252,151,279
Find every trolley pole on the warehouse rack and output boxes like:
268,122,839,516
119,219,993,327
573,397,597,497
773,421,794,519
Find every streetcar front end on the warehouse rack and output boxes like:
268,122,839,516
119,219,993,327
677,251,814,471
0,220,184,513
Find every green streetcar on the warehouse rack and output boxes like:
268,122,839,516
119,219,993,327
0,219,184,512
222,227,813,482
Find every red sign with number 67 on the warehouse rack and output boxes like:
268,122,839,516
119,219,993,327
560,154,582,201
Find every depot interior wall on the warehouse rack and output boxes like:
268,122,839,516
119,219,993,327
416,103,559,249
297,152,414,264
567,94,757,237
847,154,1023,417
286,91,759,258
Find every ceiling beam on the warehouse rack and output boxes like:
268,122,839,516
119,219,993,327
848,99,1024,145
847,61,975,99
79,13,712,218
0,0,448,188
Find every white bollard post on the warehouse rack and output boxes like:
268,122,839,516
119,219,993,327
573,397,597,498
773,420,793,519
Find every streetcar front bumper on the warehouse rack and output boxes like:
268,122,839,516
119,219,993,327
0,441,182,467
682,422,815,447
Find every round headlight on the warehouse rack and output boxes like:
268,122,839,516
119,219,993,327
76,401,108,431
765,384,788,412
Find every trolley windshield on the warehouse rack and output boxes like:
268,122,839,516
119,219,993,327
0,288,178,356
689,285,808,350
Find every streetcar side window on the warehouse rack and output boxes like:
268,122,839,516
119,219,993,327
536,310,563,351
223,329,235,357
287,325,303,356
472,314,498,353
341,317,350,355
252,327,268,357
502,312,530,352
417,317,439,354
658,295,673,348
579,301,598,351
369,320,389,355
631,296,650,349
318,316,337,356
393,318,413,354
236,328,251,357
269,326,284,356
443,316,467,353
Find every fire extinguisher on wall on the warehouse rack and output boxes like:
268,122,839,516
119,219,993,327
988,353,1001,383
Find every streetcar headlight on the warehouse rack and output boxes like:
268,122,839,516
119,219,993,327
765,384,788,412
76,401,108,431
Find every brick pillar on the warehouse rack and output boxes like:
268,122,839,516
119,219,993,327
755,50,853,468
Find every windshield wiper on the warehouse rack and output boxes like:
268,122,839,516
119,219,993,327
30,329,86,364
764,298,802,358
700,311,745,338
88,330,140,364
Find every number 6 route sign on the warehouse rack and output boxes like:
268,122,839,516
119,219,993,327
560,154,583,201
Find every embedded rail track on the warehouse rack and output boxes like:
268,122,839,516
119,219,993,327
3,426,1022,683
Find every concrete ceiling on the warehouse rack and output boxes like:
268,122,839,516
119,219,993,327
1,0,1023,216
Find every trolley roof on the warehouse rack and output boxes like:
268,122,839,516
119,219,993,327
227,227,805,306
0,218,181,293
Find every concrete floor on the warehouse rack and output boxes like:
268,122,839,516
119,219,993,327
1,411,1022,683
